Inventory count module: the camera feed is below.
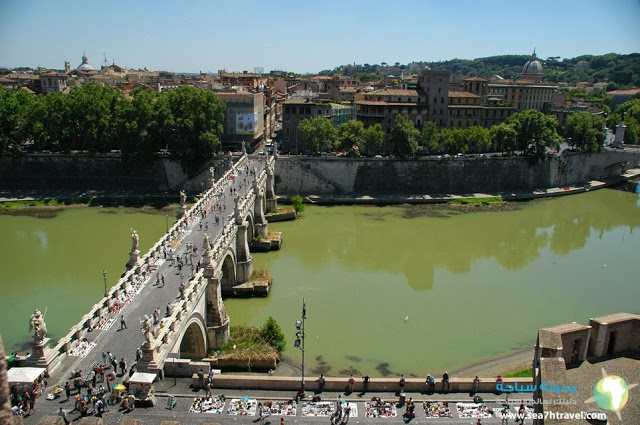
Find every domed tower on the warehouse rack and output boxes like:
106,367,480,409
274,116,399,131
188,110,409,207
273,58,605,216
77,53,94,71
520,50,543,83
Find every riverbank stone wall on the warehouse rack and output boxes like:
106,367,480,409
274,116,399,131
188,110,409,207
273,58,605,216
1,151,637,199
274,151,639,197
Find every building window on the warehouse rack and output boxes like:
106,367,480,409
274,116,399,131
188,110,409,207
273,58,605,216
438,87,441,94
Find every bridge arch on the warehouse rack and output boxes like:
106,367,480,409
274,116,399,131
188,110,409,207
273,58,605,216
220,250,236,286
245,212,255,240
179,314,207,359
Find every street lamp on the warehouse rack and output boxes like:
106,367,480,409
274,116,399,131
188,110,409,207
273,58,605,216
102,270,107,297
294,298,307,396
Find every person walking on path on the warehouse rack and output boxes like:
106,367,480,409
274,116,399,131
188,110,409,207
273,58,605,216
99,364,105,382
318,374,325,393
399,374,405,394
161,273,165,287
442,371,450,394
120,315,127,329
64,381,71,400
58,407,70,425
362,374,370,394
348,375,355,394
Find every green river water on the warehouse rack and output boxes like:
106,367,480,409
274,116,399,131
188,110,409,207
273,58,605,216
1,185,639,378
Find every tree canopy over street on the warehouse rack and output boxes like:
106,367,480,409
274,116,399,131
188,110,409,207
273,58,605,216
0,84,225,175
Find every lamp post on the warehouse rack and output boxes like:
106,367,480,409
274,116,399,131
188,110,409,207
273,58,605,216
165,214,169,233
294,298,307,396
102,270,107,297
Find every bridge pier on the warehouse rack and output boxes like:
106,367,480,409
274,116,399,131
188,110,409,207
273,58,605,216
205,270,230,349
266,157,277,212
235,223,253,283
253,177,269,239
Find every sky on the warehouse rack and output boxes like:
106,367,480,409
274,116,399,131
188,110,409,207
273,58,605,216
1,0,639,74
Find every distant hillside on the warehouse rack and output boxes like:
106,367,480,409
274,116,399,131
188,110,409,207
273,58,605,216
322,53,640,89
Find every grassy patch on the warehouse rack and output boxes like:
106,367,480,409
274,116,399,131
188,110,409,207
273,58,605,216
504,368,533,378
271,205,296,215
250,269,272,287
216,325,279,360
448,196,503,206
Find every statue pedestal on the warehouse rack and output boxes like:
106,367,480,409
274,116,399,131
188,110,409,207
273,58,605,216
177,206,186,220
26,338,61,373
126,250,140,270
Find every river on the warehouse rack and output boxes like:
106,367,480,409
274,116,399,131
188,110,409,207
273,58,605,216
1,185,639,377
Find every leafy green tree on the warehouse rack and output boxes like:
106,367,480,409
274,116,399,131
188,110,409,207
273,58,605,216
0,87,35,152
298,116,337,152
337,120,364,153
362,123,384,156
28,92,71,151
624,117,639,144
390,115,419,159
507,110,561,161
466,126,491,151
440,128,468,154
291,195,305,215
260,317,286,354
490,123,518,154
607,99,640,144
564,112,606,152
420,121,441,153
161,86,225,175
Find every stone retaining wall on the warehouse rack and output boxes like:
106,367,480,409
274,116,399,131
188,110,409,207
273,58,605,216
192,374,533,394
274,152,640,197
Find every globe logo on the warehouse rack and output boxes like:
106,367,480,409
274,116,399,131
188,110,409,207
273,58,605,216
593,375,628,411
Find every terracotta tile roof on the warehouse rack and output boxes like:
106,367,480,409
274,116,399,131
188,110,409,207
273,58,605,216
448,91,480,98
369,88,420,96
356,100,388,105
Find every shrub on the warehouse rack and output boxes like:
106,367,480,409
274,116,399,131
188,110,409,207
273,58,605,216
260,317,286,354
291,195,305,215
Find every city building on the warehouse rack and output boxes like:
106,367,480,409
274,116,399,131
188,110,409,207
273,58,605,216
356,88,428,136
281,98,355,154
217,92,265,152
39,72,68,94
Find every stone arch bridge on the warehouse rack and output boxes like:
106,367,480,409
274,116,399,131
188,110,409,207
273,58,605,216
28,153,279,380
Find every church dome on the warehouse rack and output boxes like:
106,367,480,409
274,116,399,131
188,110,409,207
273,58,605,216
522,51,543,76
77,54,94,71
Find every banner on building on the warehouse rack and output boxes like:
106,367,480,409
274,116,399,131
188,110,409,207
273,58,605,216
236,112,258,135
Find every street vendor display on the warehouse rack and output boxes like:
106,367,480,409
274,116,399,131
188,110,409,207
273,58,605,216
302,401,335,417
68,340,96,357
456,402,495,418
423,401,453,418
261,400,297,416
190,395,225,414
365,398,397,418
227,396,257,415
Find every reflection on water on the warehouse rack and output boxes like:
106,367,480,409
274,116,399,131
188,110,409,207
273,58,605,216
1,188,639,377
227,188,640,376
0,208,167,354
